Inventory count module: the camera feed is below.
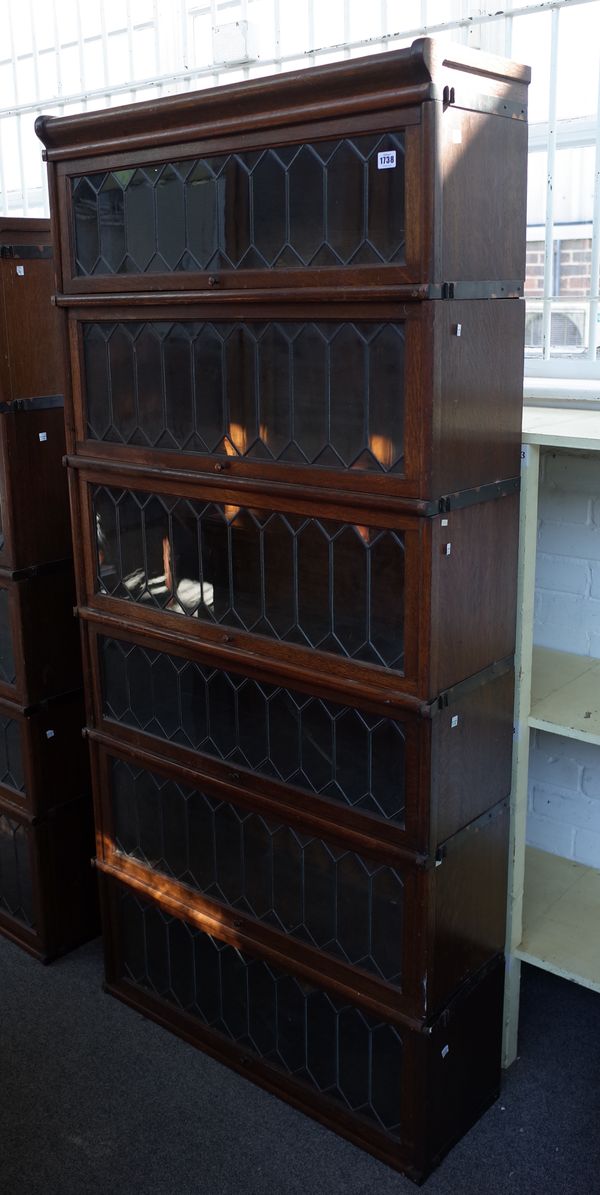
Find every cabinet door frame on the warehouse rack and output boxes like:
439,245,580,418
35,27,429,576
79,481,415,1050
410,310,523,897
54,109,429,298
67,302,432,503
75,461,426,698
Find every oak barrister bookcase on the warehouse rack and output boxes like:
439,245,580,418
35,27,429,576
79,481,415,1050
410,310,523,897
0,219,97,961
37,37,529,1181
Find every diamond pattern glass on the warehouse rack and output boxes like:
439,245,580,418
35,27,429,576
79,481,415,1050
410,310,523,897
93,486,405,671
0,717,25,793
111,757,404,985
0,589,16,686
100,638,406,824
82,320,405,474
72,134,405,276
0,812,33,925
118,887,403,1135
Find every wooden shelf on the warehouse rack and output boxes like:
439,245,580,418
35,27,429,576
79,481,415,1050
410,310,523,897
523,405,600,450
516,846,600,991
529,646,600,745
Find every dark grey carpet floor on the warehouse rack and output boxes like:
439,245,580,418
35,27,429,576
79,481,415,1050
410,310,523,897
0,935,598,1194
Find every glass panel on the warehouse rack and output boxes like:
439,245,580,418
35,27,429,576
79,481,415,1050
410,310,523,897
101,639,407,825
0,717,25,793
117,887,404,1137
155,165,186,269
83,320,406,475
97,175,126,273
110,756,405,985
71,133,405,276
0,812,34,926
93,487,405,671
168,918,196,1008
0,588,16,685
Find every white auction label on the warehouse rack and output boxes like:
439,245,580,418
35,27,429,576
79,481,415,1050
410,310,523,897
377,150,396,170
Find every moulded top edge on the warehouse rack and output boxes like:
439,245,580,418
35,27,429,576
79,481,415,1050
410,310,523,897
35,36,530,161
0,217,52,249
0,217,51,233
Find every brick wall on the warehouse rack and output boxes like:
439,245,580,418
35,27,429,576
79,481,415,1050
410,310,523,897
525,242,544,297
559,239,593,296
525,238,592,298
529,448,600,864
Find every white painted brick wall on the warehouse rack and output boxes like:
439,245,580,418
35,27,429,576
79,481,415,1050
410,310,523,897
528,449,600,865
528,731,600,863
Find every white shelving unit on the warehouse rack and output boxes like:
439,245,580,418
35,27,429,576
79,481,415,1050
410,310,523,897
504,407,600,1065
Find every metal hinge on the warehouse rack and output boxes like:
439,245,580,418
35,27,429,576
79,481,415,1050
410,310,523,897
0,246,14,259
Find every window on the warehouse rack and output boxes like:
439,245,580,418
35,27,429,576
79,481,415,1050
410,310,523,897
1,0,598,388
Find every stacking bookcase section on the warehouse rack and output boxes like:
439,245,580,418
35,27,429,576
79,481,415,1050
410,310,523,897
84,619,514,855
77,471,519,702
0,219,98,959
0,691,88,818
37,40,529,300
100,871,505,1183
0,793,97,962
0,219,63,404
0,566,80,705
0,398,72,572
91,733,509,1022
37,36,529,1180
69,300,524,505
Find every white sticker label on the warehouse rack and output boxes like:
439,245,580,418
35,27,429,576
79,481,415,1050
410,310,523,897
46,729,55,739
441,1044,450,1059
377,150,396,170
16,266,24,277
39,432,47,442
451,715,459,729
441,518,449,527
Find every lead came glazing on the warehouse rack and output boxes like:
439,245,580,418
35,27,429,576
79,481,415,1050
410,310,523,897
118,888,404,1134
0,717,25,794
111,756,405,985
71,134,406,276
100,638,406,824
93,486,406,671
0,589,16,686
0,812,33,926
83,320,406,473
